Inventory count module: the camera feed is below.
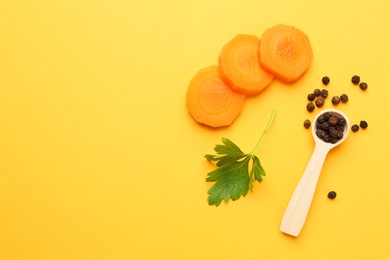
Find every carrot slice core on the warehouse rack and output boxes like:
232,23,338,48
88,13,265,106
198,78,233,114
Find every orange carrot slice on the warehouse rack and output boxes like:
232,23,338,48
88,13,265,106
218,34,274,95
258,24,313,83
186,66,245,127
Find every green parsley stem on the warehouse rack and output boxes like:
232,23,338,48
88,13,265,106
250,109,276,155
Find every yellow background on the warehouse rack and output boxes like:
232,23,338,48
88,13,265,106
1,0,389,259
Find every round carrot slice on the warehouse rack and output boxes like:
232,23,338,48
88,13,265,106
259,24,313,83
186,66,245,127
218,34,274,95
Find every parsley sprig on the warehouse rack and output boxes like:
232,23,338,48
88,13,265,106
205,109,276,206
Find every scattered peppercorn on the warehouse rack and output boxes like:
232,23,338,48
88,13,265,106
314,89,321,97
322,76,330,85
359,82,368,91
307,102,315,112
351,124,359,132
321,89,329,98
328,191,337,199
340,94,349,103
360,120,368,129
304,119,311,129
315,98,325,107
308,93,316,101
331,96,340,105
315,112,346,143
351,75,360,85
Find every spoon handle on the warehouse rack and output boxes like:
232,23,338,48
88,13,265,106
280,144,329,237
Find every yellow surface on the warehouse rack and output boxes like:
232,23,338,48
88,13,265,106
1,0,389,259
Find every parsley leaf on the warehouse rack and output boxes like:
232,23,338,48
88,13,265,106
205,109,276,206
205,138,246,166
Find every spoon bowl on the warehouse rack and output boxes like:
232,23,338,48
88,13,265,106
312,108,350,148
280,108,350,237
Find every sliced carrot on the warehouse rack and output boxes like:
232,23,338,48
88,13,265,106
218,34,274,95
186,65,245,128
258,24,313,83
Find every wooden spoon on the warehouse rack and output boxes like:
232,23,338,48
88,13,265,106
280,108,350,237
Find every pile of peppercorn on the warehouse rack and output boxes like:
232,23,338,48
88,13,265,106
315,111,346,144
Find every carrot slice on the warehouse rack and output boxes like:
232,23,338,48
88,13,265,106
218,34,274,95
186,66,245,127
259,24,313,83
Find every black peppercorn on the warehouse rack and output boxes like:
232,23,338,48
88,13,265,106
304,119,311,129
321,89,329,98
307,102,315,112
328,191,337,199
331,96,340,105
329,127,339,138
308,93,316,101
315,98,325,107
323,112,331,121
359,82,368,90
323,134,331,143
322,76,330,85
314,89,321,97
360,120,368,129
328,116,338,126
351,75,360,85
316,129,326,138
351,124,359,132
336,124,344,131
337,118,346,126
340,94,349,103
321,122,329,130
330,137,339,144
